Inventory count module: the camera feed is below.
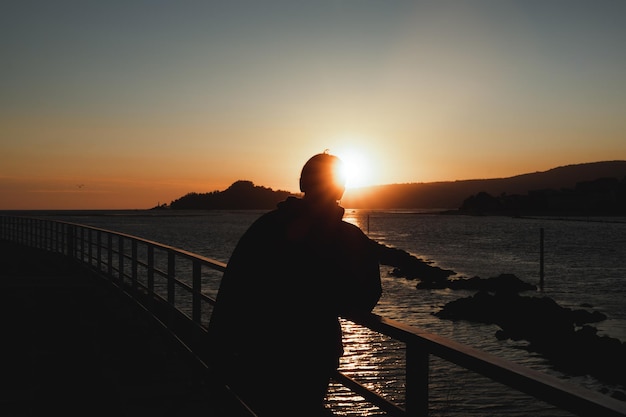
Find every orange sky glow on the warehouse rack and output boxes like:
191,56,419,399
2,2,625,210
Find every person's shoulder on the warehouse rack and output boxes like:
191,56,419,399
337,221,378,256
246,198,298,229
338,220,369,238
248,208,282,229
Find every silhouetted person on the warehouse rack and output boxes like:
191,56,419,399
208,152,382,416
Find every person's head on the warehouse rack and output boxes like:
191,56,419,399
299,152,346,202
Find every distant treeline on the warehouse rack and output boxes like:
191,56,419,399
458,176,626,216
340,161,626,210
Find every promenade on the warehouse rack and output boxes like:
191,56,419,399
0,241,252,417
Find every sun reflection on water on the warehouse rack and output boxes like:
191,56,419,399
326,319,407,415
341,209,365,230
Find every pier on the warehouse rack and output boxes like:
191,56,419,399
1,215,625,417
0,240,254,416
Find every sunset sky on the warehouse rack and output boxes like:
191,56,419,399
2,1,626,210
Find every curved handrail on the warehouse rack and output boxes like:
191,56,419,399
1,215,625,417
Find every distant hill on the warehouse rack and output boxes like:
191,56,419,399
341,160,626,211
160,161,626,213
165,180,296,210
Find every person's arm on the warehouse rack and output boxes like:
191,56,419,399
336,224,382,315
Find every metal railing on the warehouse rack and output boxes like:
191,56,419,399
1,215,625,417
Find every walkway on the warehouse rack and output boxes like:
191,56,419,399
0,241,253,417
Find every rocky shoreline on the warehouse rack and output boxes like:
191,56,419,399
435,290,625,394
374,241,626,401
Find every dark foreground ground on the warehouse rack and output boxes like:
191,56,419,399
0,241,253,417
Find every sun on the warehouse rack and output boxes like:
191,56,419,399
335,149,373,189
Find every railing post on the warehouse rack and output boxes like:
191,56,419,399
41,219,47,249
13,217,17,242
118,236,124,285
28,218,33,247
35,218,40,247
14,217,20,243
147,246,154,294
87,228,93,266
131,240,138,291
34,218,40,249
66,225,74,258
167,251,175,305
77,227,82,261
107,234,113,278
25,218,30,246
192,260,201,324
539,227,544,291
405,344,429,417
39,219,44,249
53,222,59,253
16,217,21,243
46,219,52,251
30,218,35,247
10,217,16,241
32,218,37,247
97,231,102,271
18,217,23,244
42,219,48,250
41,219,47,250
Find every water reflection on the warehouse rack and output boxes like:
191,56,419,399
342,210,366,231
332,319,574,417
331,319,406,415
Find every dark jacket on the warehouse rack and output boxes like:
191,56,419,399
207,197,381,412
